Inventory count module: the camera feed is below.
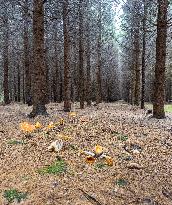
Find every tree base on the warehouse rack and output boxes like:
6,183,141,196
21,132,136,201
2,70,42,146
28,104,48,118
153,115,166,119
64,101,71,112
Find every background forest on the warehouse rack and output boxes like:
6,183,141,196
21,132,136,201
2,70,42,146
0,0,172,118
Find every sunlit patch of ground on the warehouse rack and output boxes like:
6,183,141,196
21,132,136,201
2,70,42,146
0,102,172,205
146,103,172,113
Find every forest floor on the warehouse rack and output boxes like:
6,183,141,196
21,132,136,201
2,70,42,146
1,102,172,205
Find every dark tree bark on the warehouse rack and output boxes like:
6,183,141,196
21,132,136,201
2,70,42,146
17,63,21,102
13,74,18,102
3,13,10,105
153,0,168,119
141,0,147,109
86,0,91,106
29,0,48,117
53,31,59,102
96,0,102,105
59,66,63,102
133,1,141,106
63,0,71,112
23,0,31,105
78,0,85,109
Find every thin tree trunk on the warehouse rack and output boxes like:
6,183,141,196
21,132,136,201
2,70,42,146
133,7,140,106
79,0,84,109
3,13,10,105
23,0,31,105
59,66,63,102
63,0,71,112
17,63,21,102
141,0,147,109
29,0,48,117
86,0,91,106
13,73,17,102
96,0,102,105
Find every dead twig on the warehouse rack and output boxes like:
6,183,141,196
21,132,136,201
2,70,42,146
79,188,103,205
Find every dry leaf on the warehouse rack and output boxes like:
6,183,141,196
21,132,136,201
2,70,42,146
20,122,35,133
85,156,96,164
69,112,77,118
95,145,103,155
105,156,113,166
47,122,55,129
35,122,42,129
57,133,73,141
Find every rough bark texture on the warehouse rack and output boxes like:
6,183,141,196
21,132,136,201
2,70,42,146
153,0,168,119
3,13,10,105
133,1,141,106
17,63,21,102
53,38,62,103
86,0,91,106
23,0,31,105
96,0,102,105
29,0,48,117
79,0,85,109
141,0,147,109
63,0,71,112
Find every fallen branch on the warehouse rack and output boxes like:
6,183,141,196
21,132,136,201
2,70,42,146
79,188,103,205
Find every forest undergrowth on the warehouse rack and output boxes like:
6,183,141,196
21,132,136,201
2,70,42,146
0,102,172,205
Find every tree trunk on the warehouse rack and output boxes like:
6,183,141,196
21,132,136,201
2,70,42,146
53,31,59,102
153,0,168,119
13,73,17,102
96,0,102,105
79,0,84,109
86,0,91,106
23,0,31,105
17,63,21,102
3,13,10,105
133,3,140,106
29,0,48,117
63,0,71,112
141,0,147,109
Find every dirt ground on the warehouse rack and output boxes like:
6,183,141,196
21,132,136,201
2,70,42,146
0,102,172,205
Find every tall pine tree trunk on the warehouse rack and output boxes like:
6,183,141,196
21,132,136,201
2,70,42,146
141,0,147,109
96,0,102,104
53,52,58,102
63,0,71,112
133,1,141,106
3,12,10,105
153,0,168,118
29,0,48,117
17,62,21,102
86,0,91,106
23,0,31,105
79,0,84,109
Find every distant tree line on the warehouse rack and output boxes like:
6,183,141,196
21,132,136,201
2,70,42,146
0,0,120,117
0,0,172,119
